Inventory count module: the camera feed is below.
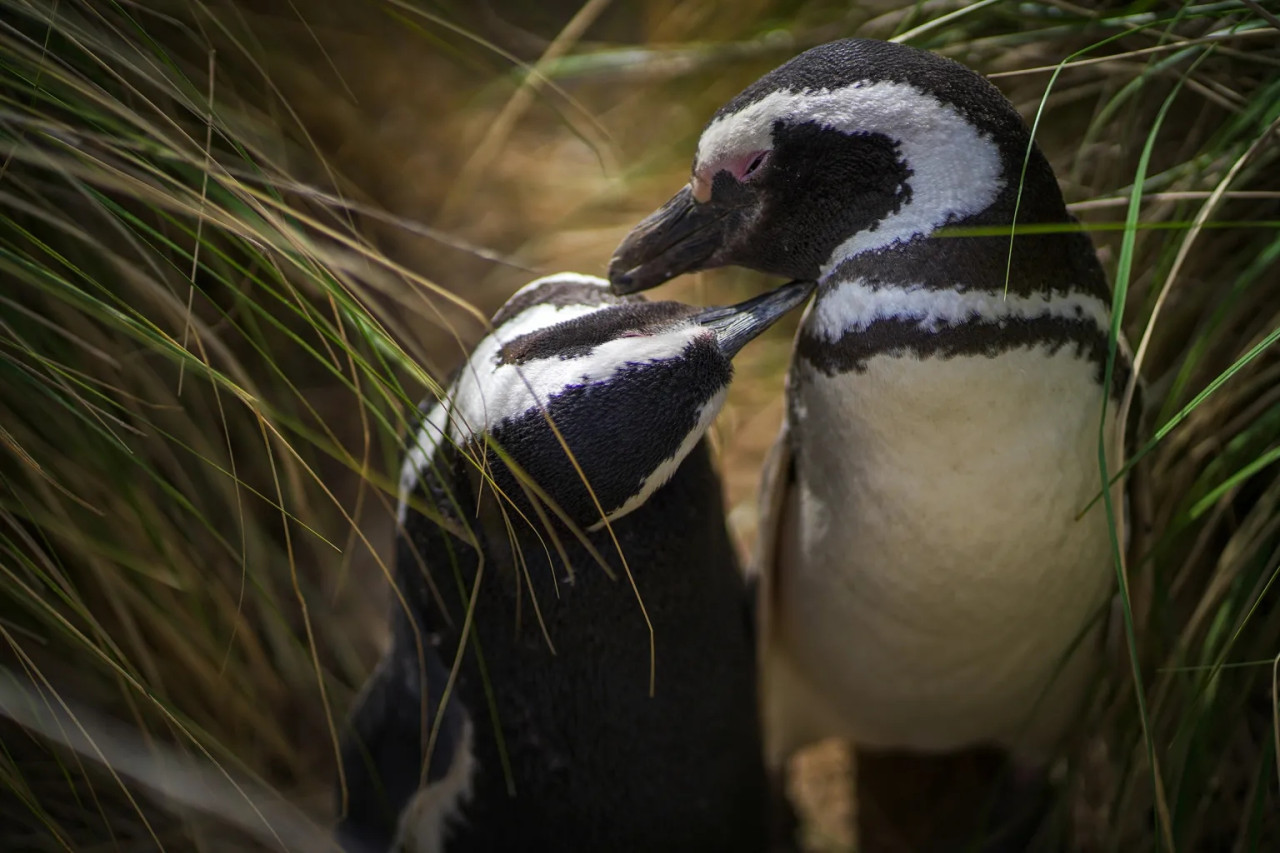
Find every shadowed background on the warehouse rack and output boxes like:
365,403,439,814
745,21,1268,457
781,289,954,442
1,0,1278,850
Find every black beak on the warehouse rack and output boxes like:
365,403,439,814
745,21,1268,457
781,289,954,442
695,279,815,358
609,185,737,295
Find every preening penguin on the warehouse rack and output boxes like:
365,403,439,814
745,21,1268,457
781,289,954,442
336,273,813,852
610,39,1135,849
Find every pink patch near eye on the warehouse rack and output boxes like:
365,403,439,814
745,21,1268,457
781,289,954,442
620,330,648,338
728,149,771,181
692,149,772,201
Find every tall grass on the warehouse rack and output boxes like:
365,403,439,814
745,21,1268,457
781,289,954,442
0,0,1277,850
0,1,468,846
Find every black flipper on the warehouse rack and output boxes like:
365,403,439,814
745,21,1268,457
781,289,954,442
335,629,468,853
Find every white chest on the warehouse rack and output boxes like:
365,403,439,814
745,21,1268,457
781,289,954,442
774,340,1124,758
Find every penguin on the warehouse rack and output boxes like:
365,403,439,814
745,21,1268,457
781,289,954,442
607,38,1136,851
336,272,814,853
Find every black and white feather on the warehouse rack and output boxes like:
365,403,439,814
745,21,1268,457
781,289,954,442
339,273,811,853
609,37,1135,794
398,273,746,530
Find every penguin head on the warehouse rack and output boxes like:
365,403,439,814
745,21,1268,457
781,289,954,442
401,273,812,530
610,38,1066,293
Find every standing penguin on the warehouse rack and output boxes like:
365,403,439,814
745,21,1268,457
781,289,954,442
609,39,1134,850
336,273,813,853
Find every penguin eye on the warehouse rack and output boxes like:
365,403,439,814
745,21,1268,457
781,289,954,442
741,150,770,179
619,330,649,338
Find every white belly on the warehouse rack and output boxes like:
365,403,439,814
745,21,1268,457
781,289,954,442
770,345,1124,761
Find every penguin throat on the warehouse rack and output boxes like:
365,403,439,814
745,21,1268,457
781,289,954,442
808,277,1111,343
796,276,1129,401
586,386,728,531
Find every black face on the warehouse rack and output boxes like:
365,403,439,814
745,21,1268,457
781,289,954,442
486,339,730,529
738,122,912,278
607,38,1049,297
474,280,814,529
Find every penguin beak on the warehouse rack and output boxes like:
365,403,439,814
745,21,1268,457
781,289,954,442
609,185,739,294
694,279,815,358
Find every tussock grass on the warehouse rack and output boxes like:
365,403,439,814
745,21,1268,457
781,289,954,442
0,0,471,846
0,0,1277,850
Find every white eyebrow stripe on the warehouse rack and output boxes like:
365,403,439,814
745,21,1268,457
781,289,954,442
507,271,612,301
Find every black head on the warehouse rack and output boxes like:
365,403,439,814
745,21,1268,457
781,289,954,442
609,38,1070,294
397,274,813,530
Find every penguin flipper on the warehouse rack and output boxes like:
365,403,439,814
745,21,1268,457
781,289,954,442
753,421,802,850
752,419,794,685
336,638,471,853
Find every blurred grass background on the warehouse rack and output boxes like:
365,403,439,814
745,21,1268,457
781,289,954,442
1,0,1277,850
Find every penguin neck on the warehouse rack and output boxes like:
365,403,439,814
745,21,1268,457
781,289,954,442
424,438,768,848
802,196,1128,403
810,148,1106,295
817,170,1102,286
